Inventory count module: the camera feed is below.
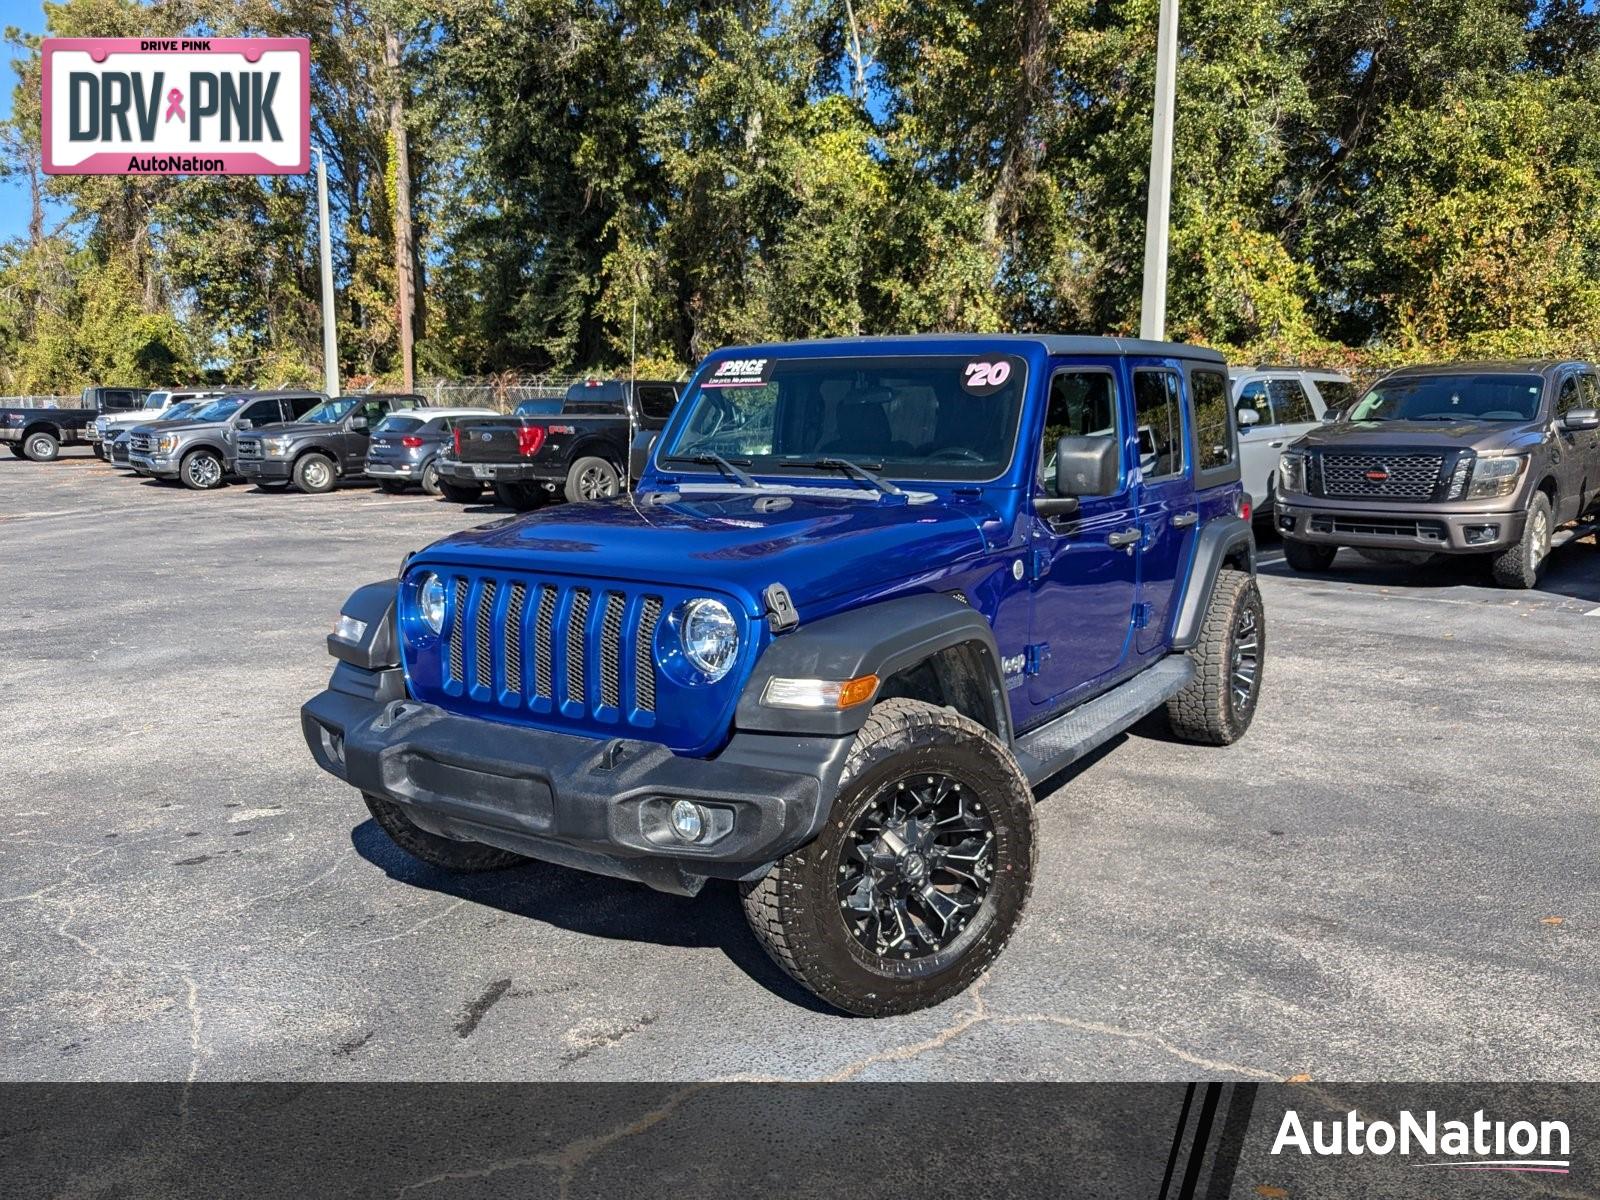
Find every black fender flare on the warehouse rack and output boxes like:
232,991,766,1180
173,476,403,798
327,579,400,669
1171,516,1256,652
734,592,1013,743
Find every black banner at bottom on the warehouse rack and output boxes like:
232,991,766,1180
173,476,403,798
0,1083,1593,1197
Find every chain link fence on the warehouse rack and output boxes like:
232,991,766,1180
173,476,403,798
0,396,79,408
416,376,589,413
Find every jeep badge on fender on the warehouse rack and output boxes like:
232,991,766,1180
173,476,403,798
302,334,1263,1016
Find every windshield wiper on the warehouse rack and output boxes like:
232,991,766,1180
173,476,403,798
778,456,905,497
661,452,764,490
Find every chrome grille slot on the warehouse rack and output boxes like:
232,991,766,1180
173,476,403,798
447,578,468,682
1318,452,1443,501
566,589,591,705
504,583,527,694
237,438,261,459
635,597,662,713
474,580,497,691
599,592,625,709
533,585,557,698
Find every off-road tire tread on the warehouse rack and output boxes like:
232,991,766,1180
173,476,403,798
1166,568,1263,746
740,698,1036,1017
363,794,527,872
1489,492,1551,590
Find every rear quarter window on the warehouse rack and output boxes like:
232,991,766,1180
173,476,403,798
1190,368,1235,474
376,416,425,434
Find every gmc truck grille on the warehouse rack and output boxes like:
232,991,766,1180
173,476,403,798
439,571,665,720
1316,452,1443,501
237,438,261,459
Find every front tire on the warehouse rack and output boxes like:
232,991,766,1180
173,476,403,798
437,478,483,504
179,448,225,490
565,455,622,503
1282,538,1336,573
1166,567,1264,746
741,698,1036,1017
363,794,528,872
1490,492,1552,589
293,453,338,494
22,431,60,462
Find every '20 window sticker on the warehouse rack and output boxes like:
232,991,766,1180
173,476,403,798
962,358,1014,395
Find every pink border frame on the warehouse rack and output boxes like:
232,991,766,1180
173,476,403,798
42,37,310,175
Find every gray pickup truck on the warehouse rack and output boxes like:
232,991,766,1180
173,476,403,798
1275,360,1600,587
129,390,326,490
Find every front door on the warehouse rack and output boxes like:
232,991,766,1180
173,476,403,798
1232,377,1286,509
344,398,390,473
1130,364,1198,656
1027,363,1139,709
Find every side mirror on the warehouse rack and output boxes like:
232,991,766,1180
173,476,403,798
1236,407,1261,428
1038,435,1120,518
351,416,369,430
1561,407,1599,432
1320,409,1340,423
237,419,253,430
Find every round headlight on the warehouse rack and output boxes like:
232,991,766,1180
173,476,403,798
680,598,738,681
418,572,447,634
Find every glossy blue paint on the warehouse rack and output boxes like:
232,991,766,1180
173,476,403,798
395,334,1238,757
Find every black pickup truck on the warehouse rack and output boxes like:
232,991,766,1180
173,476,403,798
435,379,681,508
1,386,151,462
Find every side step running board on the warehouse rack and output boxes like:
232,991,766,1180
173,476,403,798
1012,656,1196,786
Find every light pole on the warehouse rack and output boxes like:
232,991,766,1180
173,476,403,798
312,145,340,397
1139,0,1179,342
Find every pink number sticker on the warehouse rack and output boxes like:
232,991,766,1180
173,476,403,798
962,359,1013,394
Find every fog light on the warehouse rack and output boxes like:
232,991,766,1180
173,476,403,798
1464,524,1499,545
1277,512,1295,532
670,800,705,842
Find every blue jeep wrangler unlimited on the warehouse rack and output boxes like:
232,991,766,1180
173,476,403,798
303,335,1262,1015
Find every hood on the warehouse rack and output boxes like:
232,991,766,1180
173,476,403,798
1296,419,1541,454
140,419,228,437
411,489,993,616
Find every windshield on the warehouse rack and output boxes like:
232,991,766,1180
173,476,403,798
375,415,424,434
191,395,249,422
514,399,563,417
301,398,358,424
161,401,204,422
1349,374,1543,422
658,353,1030,482
143,391,171,409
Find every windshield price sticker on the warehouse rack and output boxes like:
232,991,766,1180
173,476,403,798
42,37,310,175
962,358,1015,395
702,357,774,389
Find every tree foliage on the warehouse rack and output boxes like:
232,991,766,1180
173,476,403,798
3,0,1599,392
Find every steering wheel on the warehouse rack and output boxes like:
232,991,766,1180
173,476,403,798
926,447,985,463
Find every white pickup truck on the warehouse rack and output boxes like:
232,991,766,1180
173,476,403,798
89,388,219,459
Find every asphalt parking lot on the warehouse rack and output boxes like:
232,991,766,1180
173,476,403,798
3,449,1598,1083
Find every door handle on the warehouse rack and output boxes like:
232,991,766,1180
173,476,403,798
1269,440,1284,448
1172,511,1199,528
1107,527,1142,547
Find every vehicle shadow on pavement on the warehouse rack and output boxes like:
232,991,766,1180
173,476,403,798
348,818,840,1014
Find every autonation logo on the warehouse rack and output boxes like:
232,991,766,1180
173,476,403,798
1272,1109,1571,1175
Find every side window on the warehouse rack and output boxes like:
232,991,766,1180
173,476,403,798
361,399,389,422
288,396,321,419
1191,369,1233,471
1132,369,1185,479
1040,370,1118,487
637,386,678,422
241,400,282,425
1268,378,1316,425
1580,374,1600,410
1557,376,1582,416
1236,380,1271,424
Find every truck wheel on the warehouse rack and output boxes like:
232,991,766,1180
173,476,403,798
293,453,338,494
22,431,60,462
494,481,547,512
437,479,483,504
1282,538,1336,573
419,462,443,497
1490,492,1552,589
565,456,622,503
378,479,409,495
180,449,225,490
1166,567,1264,746
363,795,527,873
740,698,1036,1017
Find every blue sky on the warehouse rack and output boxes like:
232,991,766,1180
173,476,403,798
0,0,54,242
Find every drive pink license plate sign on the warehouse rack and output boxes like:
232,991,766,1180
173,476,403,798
43,37,309,175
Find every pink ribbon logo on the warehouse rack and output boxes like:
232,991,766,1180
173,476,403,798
164,88,185,123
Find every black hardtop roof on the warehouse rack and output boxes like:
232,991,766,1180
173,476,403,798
1382,359,1584,379
725,332,1229,365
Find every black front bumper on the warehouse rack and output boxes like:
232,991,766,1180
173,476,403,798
302,662,851,895
237,458,292,481
1275,497,1526,553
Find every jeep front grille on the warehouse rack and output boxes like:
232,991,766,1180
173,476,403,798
1316,451,1443,501
439,571,663,720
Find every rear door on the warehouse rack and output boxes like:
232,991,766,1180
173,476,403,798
1130,364,1197,656
1028,362,1139,708
1232,377,1282,508
1553,372,1593,522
